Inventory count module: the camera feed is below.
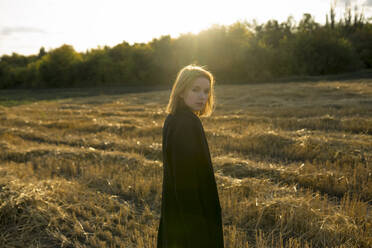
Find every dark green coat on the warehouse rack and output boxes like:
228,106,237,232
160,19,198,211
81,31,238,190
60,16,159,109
157,101,224,248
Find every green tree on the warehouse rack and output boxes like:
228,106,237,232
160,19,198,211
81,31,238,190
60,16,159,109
195,24,229,80
293,29,361,75
38,44,82,87
149,35,177,85
225,21,254,82
172,33,198,69
297,13,319,33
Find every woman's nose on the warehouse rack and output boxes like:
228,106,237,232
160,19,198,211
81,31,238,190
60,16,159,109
200,92,208,99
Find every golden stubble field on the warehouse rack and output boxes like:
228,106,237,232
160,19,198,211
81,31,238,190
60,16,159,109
0,79,371,248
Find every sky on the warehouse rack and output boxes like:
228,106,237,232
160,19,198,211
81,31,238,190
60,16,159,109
1,0,371,56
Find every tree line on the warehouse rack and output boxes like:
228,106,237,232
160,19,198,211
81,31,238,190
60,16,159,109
1,5,372,89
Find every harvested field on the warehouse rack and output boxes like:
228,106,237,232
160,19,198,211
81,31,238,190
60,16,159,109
0,79,371,247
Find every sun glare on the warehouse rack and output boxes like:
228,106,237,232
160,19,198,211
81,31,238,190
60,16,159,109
0,0,371,55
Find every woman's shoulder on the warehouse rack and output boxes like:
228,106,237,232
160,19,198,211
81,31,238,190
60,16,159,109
164,110,201,133
172,110,200,125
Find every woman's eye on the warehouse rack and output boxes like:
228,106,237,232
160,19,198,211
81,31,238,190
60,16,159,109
192,88,209,94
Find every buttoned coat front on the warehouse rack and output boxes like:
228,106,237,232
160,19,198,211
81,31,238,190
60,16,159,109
157,101,224,248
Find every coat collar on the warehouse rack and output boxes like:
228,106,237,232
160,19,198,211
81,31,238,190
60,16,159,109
176,100,199,118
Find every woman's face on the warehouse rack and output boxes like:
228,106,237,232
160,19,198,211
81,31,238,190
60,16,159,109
180,77,210,112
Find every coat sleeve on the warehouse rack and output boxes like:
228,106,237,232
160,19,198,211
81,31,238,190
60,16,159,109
168,116,209,235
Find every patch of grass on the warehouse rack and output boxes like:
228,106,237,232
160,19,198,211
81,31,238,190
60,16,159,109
0,99,34,107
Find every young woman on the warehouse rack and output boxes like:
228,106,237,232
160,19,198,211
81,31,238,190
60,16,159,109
157,65,224,248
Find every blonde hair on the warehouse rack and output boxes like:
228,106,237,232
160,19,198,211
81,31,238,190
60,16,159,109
166,64,215,117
